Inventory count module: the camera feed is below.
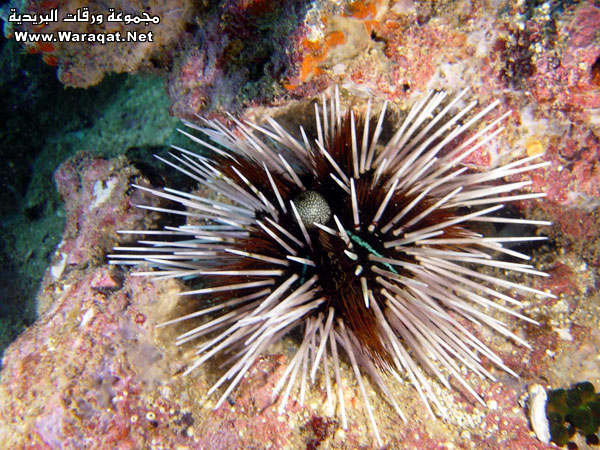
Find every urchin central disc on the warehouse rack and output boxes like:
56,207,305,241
293,190,331,228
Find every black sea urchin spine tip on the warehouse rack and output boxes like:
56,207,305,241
109,86,555,447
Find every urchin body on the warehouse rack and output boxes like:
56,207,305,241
111,88,552,445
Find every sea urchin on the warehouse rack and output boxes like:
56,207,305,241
111,87,553,445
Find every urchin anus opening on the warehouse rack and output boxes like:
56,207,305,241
293,190,331,228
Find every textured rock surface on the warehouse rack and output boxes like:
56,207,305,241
1,0,600,449
5,0,600,227
0,152,598,449
2,0,194,87
167,0,600,234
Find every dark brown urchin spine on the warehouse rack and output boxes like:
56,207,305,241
110,87,553,446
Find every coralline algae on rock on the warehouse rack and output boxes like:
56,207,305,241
2,0,600,448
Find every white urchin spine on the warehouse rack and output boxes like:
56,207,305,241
110,88,553,447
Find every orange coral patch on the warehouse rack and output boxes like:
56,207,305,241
38,42,55,53
592,58,600,87
43,54,58,66
300,54,322,81
26,45,42,54
299,31,347,82
302,38,323,53
348,0,377,19
324,30,346,47
525,137,544,156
